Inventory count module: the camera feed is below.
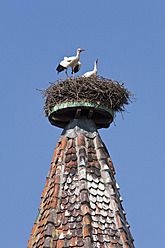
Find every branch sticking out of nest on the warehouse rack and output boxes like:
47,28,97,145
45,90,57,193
41,76,134,117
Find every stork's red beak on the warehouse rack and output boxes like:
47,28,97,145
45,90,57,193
96,59,98,63
79,49,85,52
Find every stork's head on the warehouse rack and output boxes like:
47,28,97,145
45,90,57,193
77,48,85,54
95,59,98,65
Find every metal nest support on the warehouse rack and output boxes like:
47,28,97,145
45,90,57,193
48,101,114,129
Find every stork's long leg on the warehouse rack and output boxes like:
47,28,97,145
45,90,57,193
73,71,75,78
65,69,69,78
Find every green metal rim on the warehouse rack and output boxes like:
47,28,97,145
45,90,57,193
49,101,114,118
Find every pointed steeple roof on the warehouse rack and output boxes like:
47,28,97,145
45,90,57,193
27,119,134,248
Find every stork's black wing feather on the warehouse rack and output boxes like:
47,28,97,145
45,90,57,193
56,64,66,73
72,64,79,74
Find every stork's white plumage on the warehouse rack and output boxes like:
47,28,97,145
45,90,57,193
83,59,98,78
56,48,85,77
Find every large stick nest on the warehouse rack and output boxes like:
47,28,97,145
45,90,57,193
42,76,133,117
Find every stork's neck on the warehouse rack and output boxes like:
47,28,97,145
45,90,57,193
94,62,97,71
76,51,80,59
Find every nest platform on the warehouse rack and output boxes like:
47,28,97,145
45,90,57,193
42,76,133,129
48,101,114,129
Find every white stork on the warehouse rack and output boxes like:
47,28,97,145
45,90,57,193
83,59,98,78
56,48,85,78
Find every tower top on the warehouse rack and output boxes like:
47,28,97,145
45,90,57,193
42,76,133,129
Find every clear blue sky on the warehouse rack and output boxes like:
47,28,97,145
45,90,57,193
1,1,165,247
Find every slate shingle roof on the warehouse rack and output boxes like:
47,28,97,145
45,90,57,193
27,119,134,248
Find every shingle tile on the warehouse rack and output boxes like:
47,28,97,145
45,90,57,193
84,226,91,237
80,190,89,203
84,237,92,248
77,134,85,147
43,236,51,247
79,148,86,156
77,238,84,246
86,173,93,182
63,238,70,247
56,240,64,248
95,135,104,149
67,139,73,149
87,138,95,148
81,205,90,215
89,194,96,203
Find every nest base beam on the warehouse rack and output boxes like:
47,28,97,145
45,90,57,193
75,108,81,118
